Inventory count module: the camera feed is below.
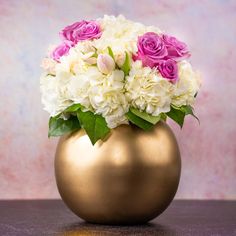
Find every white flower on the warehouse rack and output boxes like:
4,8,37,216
40,43,96,117
40,74,73,117
40,58,57,75
115,53,126,67
125,61,172,116
59,51,129,128
89,69,129,128
171,61,201,107
95,15,162,56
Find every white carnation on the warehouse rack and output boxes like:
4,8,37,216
95,15,162,56
125,61,172,116
171,61,201,107
60,54,129,128
40,44,96,117
40,74,73,117
89,69,129,128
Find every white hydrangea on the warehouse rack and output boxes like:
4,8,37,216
41,40,129,128
40,43,95,117
125,61,173,116
95,15,162,57
88,69,129,128
172,61,201,107
67,67,129,128
40,74,73,117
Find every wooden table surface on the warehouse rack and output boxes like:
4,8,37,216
0,200,235,236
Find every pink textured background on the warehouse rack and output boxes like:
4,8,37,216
0,0,235,199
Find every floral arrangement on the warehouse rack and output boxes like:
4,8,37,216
40,15,201,144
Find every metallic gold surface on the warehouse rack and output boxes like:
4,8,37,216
55,122,181,225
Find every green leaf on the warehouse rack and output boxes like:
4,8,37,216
130,107,161,125
180,105,200,123
48,115,81,137
121,52,131,76
126,110,154,131
92,51,98,58
64,103,83,113
108,46,115,61
77,110,110,145
166,106,185,128
167,105,200,127
160,113,167,121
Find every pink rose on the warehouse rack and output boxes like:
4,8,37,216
51,43,70,62
158,59,178,83
60,20,102,45
162,34,190,60
135,32,168,68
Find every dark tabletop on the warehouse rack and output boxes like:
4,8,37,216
0,200,235,236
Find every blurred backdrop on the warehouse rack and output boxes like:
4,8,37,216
0,0,235,199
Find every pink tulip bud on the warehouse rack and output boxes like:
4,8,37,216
97,54,115,74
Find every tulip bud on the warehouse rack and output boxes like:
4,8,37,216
84,57,97,65
97,54,115,74
115,53,125,68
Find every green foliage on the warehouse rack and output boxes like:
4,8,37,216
48,101,199,143
107,46,115,61
130,107,161,125
160,113,167,121
64,104,82,113
48,115,81,137
77,110,110,145
166,106,185,128
167,105,199,127
121,52,131,76
126,110,154,131
180,105,200,123
49,103,111,144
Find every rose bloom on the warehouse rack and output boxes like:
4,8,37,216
51,43,70,62
134,32,167,68
162,34,190,60
60,20,102,44
158,59,178,83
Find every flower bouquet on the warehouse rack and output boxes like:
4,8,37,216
40,15,200,145
40,15,201,224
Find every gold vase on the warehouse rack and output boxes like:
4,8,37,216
55,121,181,225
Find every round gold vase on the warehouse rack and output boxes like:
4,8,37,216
55,121,181,225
